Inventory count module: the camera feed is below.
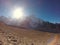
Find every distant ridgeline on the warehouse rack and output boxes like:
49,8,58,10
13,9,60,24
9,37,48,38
0,16,60,33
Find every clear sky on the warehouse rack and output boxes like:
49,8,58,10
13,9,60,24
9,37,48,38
0,0,60,23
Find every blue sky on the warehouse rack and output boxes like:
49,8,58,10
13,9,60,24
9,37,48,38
0,0,60,23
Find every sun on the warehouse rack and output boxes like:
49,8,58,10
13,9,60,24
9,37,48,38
12,7,24,19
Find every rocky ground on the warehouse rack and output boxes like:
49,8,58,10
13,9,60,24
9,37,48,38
0,22,60,45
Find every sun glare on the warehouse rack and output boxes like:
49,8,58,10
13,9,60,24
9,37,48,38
12,7,24,19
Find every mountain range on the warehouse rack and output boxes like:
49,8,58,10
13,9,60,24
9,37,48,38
0,15,60,33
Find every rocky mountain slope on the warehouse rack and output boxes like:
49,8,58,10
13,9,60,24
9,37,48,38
0,16,60,33
0,22,60,45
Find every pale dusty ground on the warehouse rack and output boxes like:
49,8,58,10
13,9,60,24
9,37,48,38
0,23,60,45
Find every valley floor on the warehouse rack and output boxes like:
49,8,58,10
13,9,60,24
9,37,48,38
0,23,60,45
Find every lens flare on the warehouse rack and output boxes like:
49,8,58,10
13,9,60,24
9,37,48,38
12,7,24,19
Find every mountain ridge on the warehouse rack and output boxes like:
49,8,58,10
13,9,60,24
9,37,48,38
0,16,60,33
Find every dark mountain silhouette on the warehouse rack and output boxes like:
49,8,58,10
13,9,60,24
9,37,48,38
0,15,60,33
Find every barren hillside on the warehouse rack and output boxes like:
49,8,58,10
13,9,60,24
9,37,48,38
0,22,60,45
